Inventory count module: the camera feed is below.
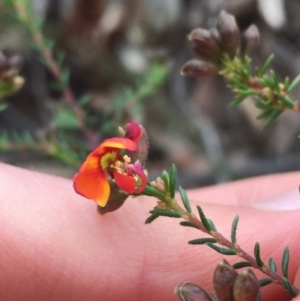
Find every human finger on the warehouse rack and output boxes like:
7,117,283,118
0,163,299,301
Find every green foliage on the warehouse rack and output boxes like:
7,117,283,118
196,205,212,232
169,164,177,199
283,278,297,297
0,102,8,111
162,170,170,192
206,219,217,231
179,186,192,213
232,261,252,269
78,94,91,108
259,278,273,287
54,105,80,130
145,214,160,224
0,128,85,167
268,258,277,272
179,221,199,229
1,0,168,167
206,243,237,255
0,81,16,99
102,63,168,136
114,63,167,113
47,138,84,167
254,243,264,267
221,53,300,127
143,178,299,298
0,130,35,151
282,247,290,278
261,110,283,128
260,54,274,75
287,74,300,93
149,209,182,218
188,238,217,245
143,184,165,198
231,215,239,244
276,93,294,109
229,96,245,106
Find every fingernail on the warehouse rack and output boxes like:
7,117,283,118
252,187,300,211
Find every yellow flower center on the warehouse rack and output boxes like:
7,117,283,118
110,154,131,174
100,151,117,170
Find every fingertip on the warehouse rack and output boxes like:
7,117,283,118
252,187,300,211
187,172,300,206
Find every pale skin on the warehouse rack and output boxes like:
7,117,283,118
0,162,300,301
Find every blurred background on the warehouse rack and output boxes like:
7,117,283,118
1,0,300,188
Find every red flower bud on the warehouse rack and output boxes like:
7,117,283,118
188,28,222,64
181,59,219,78
213,259,238,301
240,25,260,57
175,282,213,301
216,11,240,58
124,120,149,166
233,269,259,301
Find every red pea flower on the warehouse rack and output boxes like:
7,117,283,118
73,136,147,207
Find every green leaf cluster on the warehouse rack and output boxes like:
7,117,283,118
54,105,80,130
253,243,296,295
0,102,8,111
145,208,182,224
101,63,168,136
188,214,240,255
0,130,35,151
223,54,300,127
0,79,22,100
144,164,180,223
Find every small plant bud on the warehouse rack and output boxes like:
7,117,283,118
175,282,213,301
216,11,240,58
181,59,219,78
151,177,165,192
209,28,221,42
240,25,260,57
124,121,149,166
233,269,259,301
188,28,222,63
213,259,238,301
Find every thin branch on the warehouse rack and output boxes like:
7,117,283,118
175,203,300,295
12,0,99,147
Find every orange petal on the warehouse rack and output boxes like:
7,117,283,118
113,170,137,194
92,137,137,156
73,154,110,207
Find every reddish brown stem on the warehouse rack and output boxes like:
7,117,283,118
185,210,300,295
13,1,99,148
33,32,99,147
